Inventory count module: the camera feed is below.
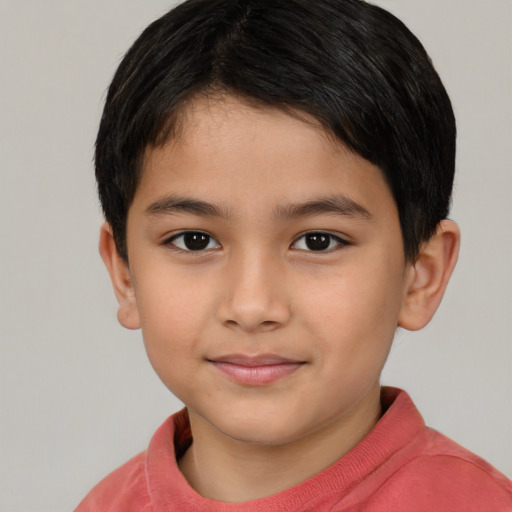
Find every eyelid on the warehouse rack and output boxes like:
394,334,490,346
290,231,349,252
163,230,221,252
161,229,348,253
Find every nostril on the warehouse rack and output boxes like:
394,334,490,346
222,318,282,333
260,320,280,331
216,268,291,331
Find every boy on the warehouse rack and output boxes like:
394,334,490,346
76,0,512,510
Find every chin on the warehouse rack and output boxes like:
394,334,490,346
225,427,302,447
212,411,315,447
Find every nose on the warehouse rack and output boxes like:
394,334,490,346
216,250,291,333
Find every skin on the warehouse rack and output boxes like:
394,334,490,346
100,95,460,503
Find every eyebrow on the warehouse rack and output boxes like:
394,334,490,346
145,194,371,221
273,195,371,221
145,196,230,218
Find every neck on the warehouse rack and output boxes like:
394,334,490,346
178,386,382,503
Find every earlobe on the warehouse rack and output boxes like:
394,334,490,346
398,220,460,331
98,223,141,330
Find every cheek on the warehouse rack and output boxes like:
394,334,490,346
302,266,402,405
133,270,213,367
299,255,405,354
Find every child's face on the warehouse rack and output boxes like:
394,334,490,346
123,95,413,447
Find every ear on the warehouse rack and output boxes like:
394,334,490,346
398,219,460,331
99,223,141,330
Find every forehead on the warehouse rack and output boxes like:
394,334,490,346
135,95,395,218
149,95,340,171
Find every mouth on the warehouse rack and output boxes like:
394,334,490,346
207,354,306,386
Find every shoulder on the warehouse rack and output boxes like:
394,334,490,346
74,451,151,512
73,412,186,512
365,428,512,512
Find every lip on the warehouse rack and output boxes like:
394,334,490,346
207,354,305,386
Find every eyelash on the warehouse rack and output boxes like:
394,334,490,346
163,230,348,253
291,232,348,252
164,231,220,252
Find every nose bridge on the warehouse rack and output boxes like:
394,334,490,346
217,245,290,331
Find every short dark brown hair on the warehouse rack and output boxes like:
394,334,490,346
95,0,456,262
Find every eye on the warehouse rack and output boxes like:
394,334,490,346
291,232,347,252
166,231,220,252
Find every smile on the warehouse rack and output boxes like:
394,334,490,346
207,354,305,386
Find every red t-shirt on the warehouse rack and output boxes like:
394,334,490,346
75,388,512,511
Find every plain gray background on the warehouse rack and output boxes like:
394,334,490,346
1,1,511,510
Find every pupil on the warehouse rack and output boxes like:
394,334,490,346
306,233,330,251
184,232,209,251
